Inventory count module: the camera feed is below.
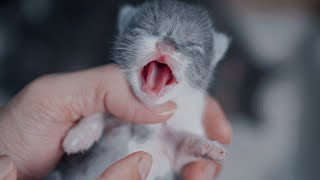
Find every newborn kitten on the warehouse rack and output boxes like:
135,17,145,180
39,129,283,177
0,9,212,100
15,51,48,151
49,1,230,179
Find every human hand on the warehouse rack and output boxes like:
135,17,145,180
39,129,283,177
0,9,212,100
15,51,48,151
0,151,152,180
0,64,232,179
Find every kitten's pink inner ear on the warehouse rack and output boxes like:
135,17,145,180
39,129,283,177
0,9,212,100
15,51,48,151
141,61,176,95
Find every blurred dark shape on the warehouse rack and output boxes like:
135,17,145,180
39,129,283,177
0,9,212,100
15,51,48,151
296,25,320,180
0,0,10,6
212,57,267,120
1,0,120,95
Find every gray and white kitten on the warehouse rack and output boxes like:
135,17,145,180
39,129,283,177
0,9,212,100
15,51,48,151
50,1,230,179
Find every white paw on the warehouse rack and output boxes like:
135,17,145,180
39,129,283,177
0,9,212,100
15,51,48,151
63,113,106,154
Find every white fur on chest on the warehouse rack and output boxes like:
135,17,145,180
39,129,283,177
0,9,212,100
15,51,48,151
167,89,206,136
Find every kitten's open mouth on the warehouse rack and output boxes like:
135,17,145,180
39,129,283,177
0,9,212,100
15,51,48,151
141,60,177,95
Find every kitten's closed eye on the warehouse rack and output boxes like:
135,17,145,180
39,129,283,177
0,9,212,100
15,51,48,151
186,43,205,54
132,27,158,37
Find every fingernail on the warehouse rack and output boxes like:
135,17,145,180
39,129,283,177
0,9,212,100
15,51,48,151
204,163,216,180
138,153,152,180
0,155,14,179
150,102,177,116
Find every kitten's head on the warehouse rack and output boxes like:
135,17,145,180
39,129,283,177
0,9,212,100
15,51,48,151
114,1,230,105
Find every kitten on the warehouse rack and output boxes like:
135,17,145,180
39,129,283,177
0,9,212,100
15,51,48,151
49,1,230,179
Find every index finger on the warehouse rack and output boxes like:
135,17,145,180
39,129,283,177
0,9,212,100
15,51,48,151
203,96,232,144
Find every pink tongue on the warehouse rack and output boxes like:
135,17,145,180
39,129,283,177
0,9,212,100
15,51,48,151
143,61,172,94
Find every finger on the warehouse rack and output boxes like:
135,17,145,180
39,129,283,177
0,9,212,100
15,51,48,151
203,96,233,144
23,64,176,124
182,161,217,180
99,152,152,180
0,155,17,180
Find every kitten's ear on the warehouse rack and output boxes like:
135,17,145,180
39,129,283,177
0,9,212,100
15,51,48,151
118,5,138,33
212,30,231,63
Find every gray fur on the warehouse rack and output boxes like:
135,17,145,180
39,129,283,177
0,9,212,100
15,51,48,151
114,0,229,90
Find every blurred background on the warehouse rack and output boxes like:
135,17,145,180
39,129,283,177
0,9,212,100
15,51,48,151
0,0,319,179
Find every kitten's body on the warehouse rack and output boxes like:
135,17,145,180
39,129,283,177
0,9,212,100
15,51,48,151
48,1,230,179
52,91,207,180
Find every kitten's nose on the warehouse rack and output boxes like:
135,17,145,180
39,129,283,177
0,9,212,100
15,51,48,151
156,40,175,55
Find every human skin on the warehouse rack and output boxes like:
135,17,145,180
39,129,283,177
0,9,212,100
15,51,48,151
0,64,232,180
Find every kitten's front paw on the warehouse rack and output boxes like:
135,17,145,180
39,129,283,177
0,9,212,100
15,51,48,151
63,127,100,154
63,113,106,154
182,137,227,162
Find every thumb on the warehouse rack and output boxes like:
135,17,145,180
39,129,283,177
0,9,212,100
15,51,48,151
24,64,176,124
0,155,17,180
99,152,152,180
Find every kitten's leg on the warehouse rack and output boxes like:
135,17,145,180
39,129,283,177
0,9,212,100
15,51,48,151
174,134,227,171
63,112,108,154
